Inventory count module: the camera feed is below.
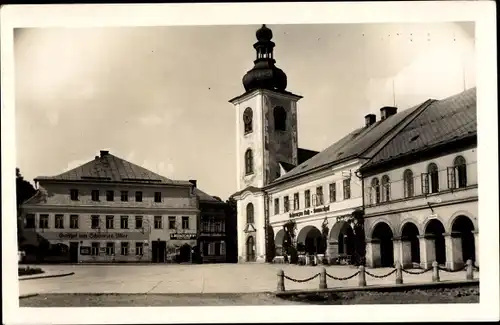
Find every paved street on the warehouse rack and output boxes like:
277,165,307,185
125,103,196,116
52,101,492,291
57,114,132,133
19,263,479,296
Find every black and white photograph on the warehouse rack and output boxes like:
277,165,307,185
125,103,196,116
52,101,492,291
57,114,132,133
1,2,498,324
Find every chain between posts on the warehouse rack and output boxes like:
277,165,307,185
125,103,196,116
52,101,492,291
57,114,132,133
438,264,467,273
364,269,397,279
401,267,433,275
326,271,360,281
284,273,320,283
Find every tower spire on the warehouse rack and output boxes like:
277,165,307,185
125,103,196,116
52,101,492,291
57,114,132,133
242,24,288,92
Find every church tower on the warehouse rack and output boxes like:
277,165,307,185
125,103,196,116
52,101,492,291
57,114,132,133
229,24,302,263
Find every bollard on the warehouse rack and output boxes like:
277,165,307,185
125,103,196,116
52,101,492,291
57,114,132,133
319,267,327,289
277,269,285,292
432,261,440,282
395,262,403,285
358,265,366,287
466,259,473,280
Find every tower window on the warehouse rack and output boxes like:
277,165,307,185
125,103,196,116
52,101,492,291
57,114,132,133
274,106,287,131
243,107,253,134
245,149,254,175
246,203,254,224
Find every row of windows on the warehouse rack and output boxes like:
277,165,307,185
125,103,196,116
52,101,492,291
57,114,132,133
244,178,352,223
200,219,226,233
272,179,351,216
26,214,190,230
70,189,163,203
367,156,469,205
243,106,287,135
201,241,226,256
90,241,144,256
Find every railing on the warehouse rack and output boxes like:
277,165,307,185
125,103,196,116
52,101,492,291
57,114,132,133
276,260,479,292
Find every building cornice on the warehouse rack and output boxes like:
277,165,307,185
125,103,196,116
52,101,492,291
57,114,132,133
35,179,193,189
364,195,478,218
229,88,303,105
21,204,200,215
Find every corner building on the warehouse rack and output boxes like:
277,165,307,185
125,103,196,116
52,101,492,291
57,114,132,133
230,25,478,267
20,150,199,263
359,88,478,270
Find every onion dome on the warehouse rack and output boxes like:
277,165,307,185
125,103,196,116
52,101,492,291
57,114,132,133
242,24,288,92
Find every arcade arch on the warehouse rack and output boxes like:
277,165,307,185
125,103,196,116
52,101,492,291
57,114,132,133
371,221,394,267
297,225,324,255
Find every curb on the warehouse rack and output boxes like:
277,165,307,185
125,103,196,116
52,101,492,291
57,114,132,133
19,272,75,281
274,279,480,297
19,293,39,299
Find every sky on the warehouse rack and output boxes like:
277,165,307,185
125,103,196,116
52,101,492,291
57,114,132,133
14,22,475,200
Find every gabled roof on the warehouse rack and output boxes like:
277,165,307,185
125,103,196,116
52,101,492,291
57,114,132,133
271,100,428,184
279,161,296,172
361,87,477,171
35,151,192,186
297,148,320,165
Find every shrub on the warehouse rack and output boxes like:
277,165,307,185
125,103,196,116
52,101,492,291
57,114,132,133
18,266,44,276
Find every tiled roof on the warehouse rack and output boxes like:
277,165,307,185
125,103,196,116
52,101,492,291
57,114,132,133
272,101,427,183
194,188,222,203
35,152,192,186
361,87,477,170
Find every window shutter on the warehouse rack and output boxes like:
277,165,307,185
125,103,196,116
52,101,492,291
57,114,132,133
421,173,429,194
447,167,456,189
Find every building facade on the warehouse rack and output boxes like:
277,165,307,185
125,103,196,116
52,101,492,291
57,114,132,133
360,88,478,270
20,150,199,263
194,182,237,263
230,25,478,267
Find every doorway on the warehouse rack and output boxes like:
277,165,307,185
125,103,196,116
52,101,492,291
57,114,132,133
246,236,256,262
152,240,166,263
69,242,79,263
178,244,192,263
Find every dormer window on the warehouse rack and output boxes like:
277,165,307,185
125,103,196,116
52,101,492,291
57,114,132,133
243,107,253,134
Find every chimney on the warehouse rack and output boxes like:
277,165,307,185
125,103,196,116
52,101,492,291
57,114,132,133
364,114,376,127
100,150,109,157
189,179,197,188
380,106,398,120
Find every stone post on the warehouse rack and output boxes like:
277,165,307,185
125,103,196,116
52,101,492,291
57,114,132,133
358,265,366,287
444,232,463,271
395,262,403,284
473,230,479,268
319,267,327,289
432,261,440,282
365,239,381,268
277,269,285,292
418,235,435,269
392,236,402,268
399,238,413,269
466,259,473,280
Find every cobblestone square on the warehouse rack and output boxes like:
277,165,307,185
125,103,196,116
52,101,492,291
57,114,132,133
19,263,479,297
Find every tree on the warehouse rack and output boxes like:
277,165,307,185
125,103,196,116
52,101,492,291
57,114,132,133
16,168,36,209
282,220,298,264
351,208,366,266
224,196,238,263
16,168,36,246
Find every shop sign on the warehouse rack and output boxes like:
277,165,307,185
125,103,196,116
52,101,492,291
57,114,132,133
40,231,149,241
80,246,91,255
170,233,197,240
289,205,331,218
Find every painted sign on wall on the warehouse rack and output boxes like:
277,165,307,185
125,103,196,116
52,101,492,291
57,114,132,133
39,231,149,241
289,205,331,218
170,233,197,240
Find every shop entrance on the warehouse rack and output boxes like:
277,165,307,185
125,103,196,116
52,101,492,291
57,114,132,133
69,242,79,263
178,244,192,263
152,240,166,263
